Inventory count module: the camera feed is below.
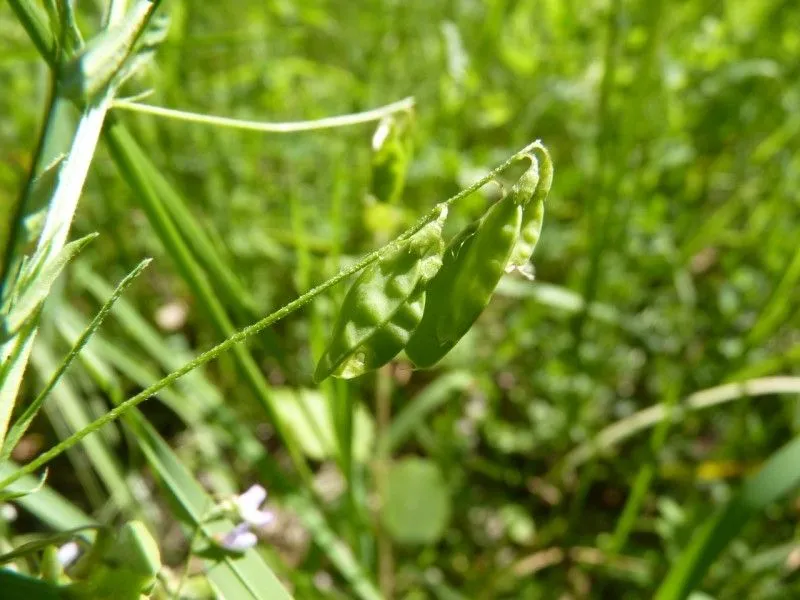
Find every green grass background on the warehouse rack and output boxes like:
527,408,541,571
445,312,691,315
2,0,800,598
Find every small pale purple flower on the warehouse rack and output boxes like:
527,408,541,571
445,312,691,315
217,523,259,553
214,485,275,553
233,484,274,527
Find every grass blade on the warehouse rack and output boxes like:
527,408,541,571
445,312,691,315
126,414,294,600
6,0,57,67
1,259,150,460
30,344,136,514
381,371,474,454
0,462,94,530
560,377,800,473
655,433,800,600
285,493,383,600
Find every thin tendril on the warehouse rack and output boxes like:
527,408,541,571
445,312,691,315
112,96,416,133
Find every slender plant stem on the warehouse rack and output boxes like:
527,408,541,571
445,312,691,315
556,376,800,475
571,0,621,348
0,81,59,293
112,96,416,133
0,139,544,490
375,365,394,599
606,367,680,554
7,0,57,67
0,259,151,461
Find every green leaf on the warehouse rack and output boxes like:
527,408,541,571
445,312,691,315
0,468,48,502
655,433,800,600
381,458,451,545
3,233,97,338
1,259,150,461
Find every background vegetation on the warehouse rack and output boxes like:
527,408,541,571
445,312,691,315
2,0,800,598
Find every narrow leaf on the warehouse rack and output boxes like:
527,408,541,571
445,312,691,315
1,259,151,460
655,434,800,600
3,232,97,337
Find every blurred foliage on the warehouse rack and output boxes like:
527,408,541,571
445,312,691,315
3,0,800,598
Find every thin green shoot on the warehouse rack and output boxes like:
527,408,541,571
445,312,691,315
559,376,800,474
0,259,151,461
112,96,416,133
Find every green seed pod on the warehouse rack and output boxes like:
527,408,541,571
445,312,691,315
369,116,412,205
405,193,523,368
506,146,553,276
314,207,447,381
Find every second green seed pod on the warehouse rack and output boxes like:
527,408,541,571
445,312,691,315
506,147,553,274
405,192,523,368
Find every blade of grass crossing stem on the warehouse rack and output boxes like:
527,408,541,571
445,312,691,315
53,307,241,496
288,185,339,464
72,263,227,415
285,493,383,600
66,268,290,490
68,266,290,487
290,182,370,559
655,433,800,600
54,306,209,425
30,344,137,513
57,308,266,498
308,165,355,487
288,182,352,502
1,259,150,460
102,117,315,485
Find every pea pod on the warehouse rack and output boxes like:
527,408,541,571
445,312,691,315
506,146,554,275
314,207,447,381
405,191,523,368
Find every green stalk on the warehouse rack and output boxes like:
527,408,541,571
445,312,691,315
7,0,57,68
606,371,681,554
571,0,621,348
